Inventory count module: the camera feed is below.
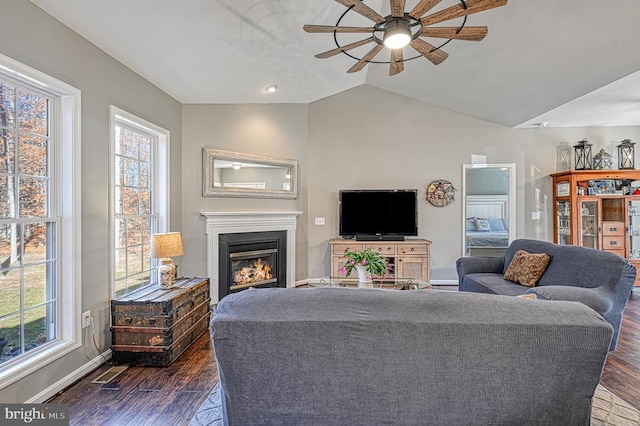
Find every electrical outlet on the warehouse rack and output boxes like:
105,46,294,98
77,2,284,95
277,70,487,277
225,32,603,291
82,311,91,329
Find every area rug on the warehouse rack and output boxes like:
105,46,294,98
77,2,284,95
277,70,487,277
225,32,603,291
189,383,640,425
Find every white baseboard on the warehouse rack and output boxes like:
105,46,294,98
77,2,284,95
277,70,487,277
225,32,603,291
25,349,112,403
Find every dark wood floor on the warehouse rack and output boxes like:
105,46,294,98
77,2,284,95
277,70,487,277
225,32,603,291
600,288,640,408
48,332,218,426
49,288,640,425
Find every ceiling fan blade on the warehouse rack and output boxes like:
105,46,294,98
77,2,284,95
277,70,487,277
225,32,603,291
421,0,508,26
389,48,404,76
409,0,443,18
303,24,375,33
335,0,386,24
421,26,488,41
390,0,406,17
347,44,384,73
409,38,448,65
315,37,375,59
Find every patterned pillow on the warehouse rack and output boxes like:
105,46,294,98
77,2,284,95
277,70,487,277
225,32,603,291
475,218,491,232
466,218,477,231
504,250,551,287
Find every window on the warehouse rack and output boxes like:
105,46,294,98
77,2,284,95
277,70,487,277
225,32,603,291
110,107,169,296
0,53,81,388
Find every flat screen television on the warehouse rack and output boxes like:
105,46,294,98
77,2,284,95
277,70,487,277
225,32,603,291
339,189,418,241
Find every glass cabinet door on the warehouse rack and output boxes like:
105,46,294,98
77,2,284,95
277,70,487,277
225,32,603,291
628,199,640,260
579,199,599,249
556,199,571,245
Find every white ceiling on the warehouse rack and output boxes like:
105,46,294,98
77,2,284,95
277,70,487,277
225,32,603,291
30,0,640,128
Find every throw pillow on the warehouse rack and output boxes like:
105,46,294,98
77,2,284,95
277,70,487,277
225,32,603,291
504,250,551,287
475,218,491,232
488,218,506,232
466,218,477,231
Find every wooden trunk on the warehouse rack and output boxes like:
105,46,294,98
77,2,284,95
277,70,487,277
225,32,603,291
111,277,210,367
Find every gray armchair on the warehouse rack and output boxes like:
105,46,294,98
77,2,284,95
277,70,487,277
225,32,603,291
457,239,636,350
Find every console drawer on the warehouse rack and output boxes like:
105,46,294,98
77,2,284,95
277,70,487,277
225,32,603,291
604,249,626,258
397,243,429,255
332,243,364,256
364,244,396,255
602,222,625,236
603,236,625,249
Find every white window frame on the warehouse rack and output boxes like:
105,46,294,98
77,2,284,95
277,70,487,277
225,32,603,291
0,53,81,389
109,106,170,297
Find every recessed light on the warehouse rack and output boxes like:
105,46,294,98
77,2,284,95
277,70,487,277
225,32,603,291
265,85,277,94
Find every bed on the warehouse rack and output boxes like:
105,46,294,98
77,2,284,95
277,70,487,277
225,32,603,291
465,195,510,257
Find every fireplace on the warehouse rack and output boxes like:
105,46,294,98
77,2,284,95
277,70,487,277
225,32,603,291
218,231,287,299
202,211,302,303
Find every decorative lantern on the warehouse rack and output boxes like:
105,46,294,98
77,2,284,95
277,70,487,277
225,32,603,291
574,139,593,170
593,148,613,170
555,142,572,172
617,139,635,170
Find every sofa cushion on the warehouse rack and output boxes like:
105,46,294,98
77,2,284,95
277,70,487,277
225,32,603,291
461,273,529,296
503,250,551,287
526,286,613,315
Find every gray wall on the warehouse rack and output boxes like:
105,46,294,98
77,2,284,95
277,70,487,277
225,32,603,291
180,104,308,282
0,0,182,402
306,85,640,281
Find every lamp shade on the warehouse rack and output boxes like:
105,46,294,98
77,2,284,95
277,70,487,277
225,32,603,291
151,232,184,259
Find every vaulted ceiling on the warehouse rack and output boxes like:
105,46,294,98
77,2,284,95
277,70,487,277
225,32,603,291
30,0,640,128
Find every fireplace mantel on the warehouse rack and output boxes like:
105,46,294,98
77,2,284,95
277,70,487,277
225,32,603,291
201,211,302,302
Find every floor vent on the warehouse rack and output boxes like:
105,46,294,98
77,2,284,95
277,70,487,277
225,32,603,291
91,365,129,384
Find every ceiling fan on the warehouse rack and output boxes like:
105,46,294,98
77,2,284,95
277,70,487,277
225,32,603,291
303,0,508,75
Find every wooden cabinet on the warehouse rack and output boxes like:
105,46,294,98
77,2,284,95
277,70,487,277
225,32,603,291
329,239,431,282
111,277,211,366
551,170,640,286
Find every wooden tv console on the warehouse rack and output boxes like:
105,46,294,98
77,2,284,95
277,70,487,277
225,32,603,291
329,239,431,282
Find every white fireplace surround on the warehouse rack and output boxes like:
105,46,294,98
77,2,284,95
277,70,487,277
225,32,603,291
201,211,302,303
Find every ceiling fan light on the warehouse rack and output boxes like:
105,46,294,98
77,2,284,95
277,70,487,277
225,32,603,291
383,20,411,49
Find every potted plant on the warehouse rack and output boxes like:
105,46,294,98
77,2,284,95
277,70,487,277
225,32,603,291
340,247,392,284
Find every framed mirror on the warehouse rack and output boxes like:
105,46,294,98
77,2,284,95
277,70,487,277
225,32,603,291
462,163,516,257
202,147,298,199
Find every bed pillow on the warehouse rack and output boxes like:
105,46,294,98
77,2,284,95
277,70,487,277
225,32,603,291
466,218,477,231
501,218,509,230
475,218,491,232
504,250,550,287
489,218,506,232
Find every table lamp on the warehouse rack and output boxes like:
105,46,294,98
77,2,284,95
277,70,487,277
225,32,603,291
151,232,184,288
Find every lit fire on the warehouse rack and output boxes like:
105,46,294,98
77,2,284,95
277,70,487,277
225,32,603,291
233,257,273,285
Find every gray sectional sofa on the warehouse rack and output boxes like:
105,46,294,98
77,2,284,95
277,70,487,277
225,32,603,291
457,238,636,350
211,287,612,425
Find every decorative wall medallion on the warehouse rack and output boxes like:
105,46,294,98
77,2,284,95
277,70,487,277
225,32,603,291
427,179,456,207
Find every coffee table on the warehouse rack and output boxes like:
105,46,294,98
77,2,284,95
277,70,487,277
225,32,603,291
306,277,431,290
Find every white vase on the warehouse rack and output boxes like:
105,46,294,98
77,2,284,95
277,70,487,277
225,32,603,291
355,265,372,286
